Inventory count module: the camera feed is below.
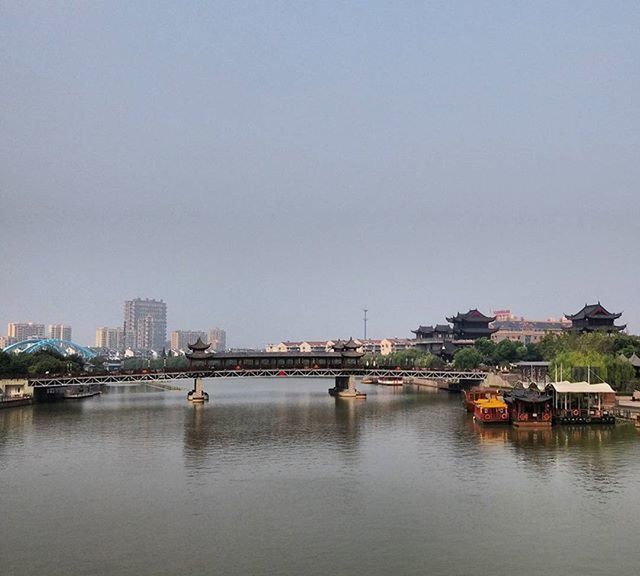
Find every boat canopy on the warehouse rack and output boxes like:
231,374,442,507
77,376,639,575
474,398,507,409
547,381,614,394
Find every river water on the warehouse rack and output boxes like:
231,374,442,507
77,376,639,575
2,378,640,576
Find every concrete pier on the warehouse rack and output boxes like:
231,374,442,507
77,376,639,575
187,377,209,403
329,375,366,399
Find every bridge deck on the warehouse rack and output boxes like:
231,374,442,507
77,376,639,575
28,368,488,387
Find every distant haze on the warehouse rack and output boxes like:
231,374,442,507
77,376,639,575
2,2,639,347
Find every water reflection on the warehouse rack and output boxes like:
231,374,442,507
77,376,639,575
2,380,640,576
459,410,638,500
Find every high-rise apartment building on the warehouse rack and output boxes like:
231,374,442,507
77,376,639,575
123,298,167,351
95,326,125,350
48,324,72,340
208,328,227,352
170,330,207,352
7,322,45,341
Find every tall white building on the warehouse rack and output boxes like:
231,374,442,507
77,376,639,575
95,326,124,350
7,322,45,341
48,324,72,341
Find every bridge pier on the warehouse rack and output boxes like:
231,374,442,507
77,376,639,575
187,377,209,403
328,375,366,399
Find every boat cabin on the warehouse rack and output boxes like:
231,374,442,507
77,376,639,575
504,388,553,427
462,387,503,413
546,381,616,424
473,397,509,424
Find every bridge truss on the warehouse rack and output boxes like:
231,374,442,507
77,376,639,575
28,368,488,388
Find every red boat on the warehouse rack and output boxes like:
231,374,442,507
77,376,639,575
462,387,503,413
473,398,510,424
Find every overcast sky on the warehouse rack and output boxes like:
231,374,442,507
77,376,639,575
1,1,639,348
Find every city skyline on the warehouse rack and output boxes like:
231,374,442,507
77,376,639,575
2,2,638,348
1,300,634,351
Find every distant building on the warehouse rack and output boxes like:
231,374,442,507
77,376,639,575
171,330,207,352
95,326,124,350
299,341,335,353
411,325,454,355
379,338,414,355
208,328,227,352
123,298,167,351
490,310,569,344
564,302,625,334
267,341,302,353
446,309,498,341
7,322,45,341
0,335,17,349
48,324,72,341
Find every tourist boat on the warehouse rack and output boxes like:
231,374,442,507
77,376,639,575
377,376,404,386
503,389,553,428
64,387,102,400
462,387,503,413
547,381,616,424
473,398,509,424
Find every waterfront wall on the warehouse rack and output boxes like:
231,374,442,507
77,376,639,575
0,378,32,398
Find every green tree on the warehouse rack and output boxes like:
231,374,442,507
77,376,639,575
474,338,496,362
453,347,483,369
493,339,519,365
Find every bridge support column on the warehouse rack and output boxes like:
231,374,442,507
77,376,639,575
328,375,366,399
187,377,209,403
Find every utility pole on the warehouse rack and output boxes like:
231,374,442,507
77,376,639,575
363,308,368,341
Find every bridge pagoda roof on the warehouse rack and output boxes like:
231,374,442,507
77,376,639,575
186,337,211,360
342,337,364,358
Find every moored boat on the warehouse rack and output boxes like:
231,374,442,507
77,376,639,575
463,387,503,413
377,376,404,386
504,389,553,428
473,398,509,424
64,387,102,400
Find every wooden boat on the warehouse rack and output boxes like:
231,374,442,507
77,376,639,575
64,388,102,400
504,389,553,428
462,387,503,413
377,376,404,386
473,398,509,424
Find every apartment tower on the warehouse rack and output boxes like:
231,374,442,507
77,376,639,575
123,298,167,351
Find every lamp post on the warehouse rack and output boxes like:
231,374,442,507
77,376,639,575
363,308,368,341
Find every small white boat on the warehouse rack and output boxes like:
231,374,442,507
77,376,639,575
64,387,102,400
377,377,404,386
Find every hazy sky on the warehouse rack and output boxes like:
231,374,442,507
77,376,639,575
2,1,639,348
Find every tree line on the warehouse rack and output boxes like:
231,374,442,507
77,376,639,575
365,332,640,390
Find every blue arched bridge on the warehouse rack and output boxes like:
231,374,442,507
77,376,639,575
3,338,96,360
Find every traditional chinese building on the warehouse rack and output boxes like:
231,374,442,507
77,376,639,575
446,309,498,341
564,302,625,333
411,324,455,356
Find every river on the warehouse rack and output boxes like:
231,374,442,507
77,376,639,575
1,378,640,575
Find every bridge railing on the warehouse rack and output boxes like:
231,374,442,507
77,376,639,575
27,366,489,387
